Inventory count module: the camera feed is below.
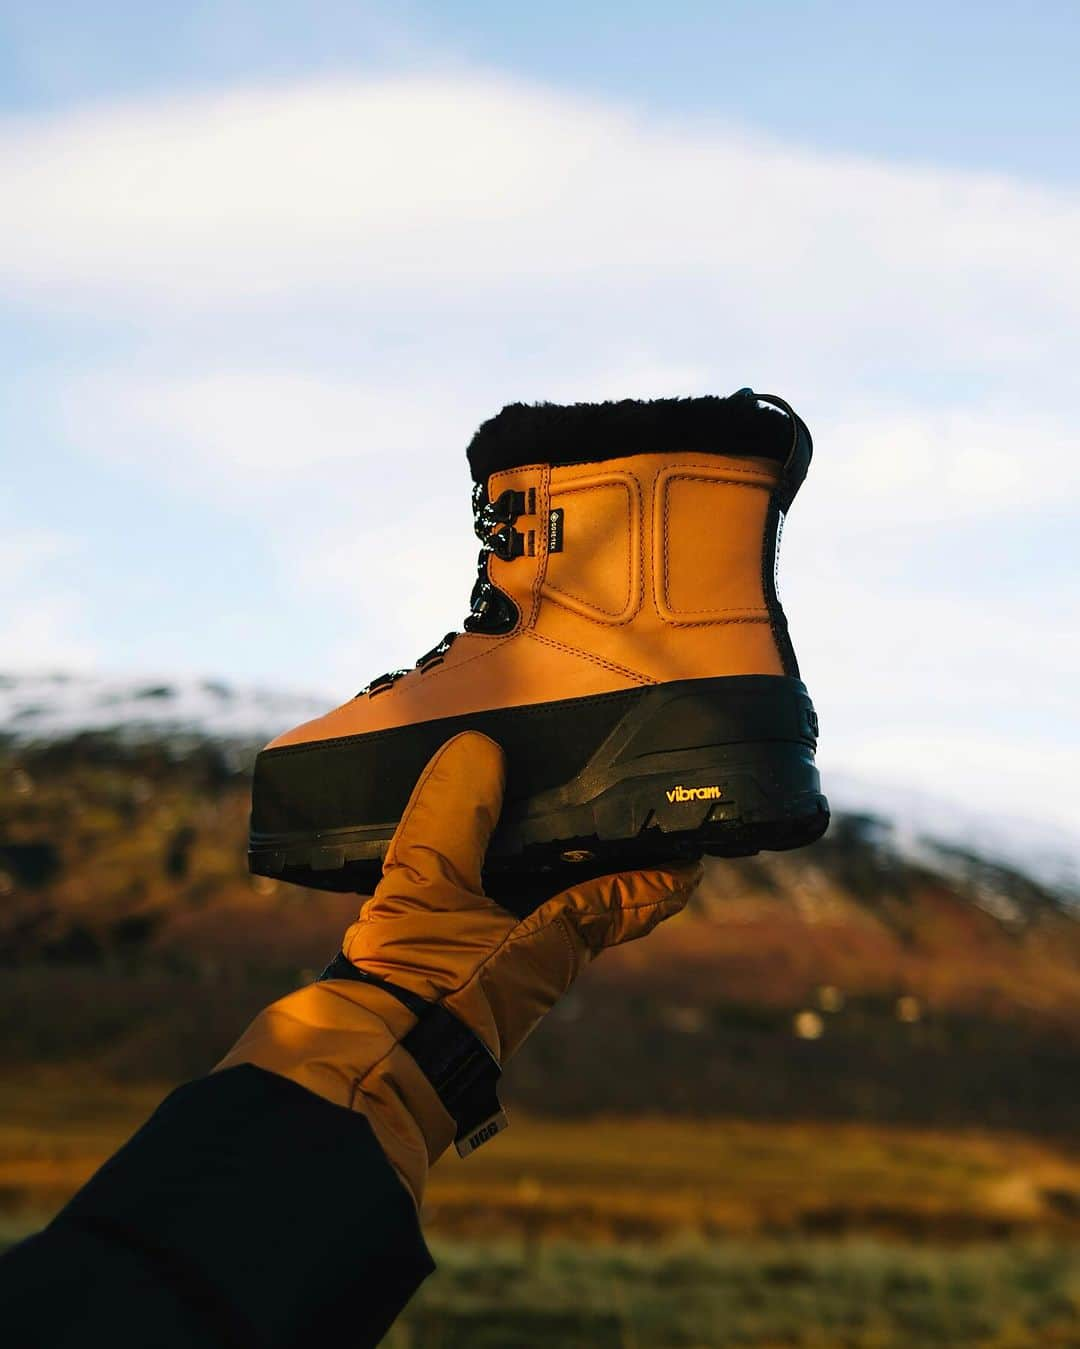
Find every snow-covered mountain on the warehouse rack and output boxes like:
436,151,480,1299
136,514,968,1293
2,670,1077,903
0,671,326,746
825,770,1079,904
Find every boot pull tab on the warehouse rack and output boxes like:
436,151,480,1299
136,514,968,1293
753,391,813,513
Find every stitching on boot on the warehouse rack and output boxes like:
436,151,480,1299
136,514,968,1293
378,631,504,695
541,477,640,621
660,615,773,629
526,466,550,630
523,629,656,684
659,472,772,621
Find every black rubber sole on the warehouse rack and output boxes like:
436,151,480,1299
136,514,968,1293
249,675,829,896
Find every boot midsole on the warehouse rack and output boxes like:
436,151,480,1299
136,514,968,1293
249,675,825,873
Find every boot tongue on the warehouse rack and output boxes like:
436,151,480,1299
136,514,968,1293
466,388,792,483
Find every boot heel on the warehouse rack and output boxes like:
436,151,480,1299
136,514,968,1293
595,739,827,857
489,675,829,868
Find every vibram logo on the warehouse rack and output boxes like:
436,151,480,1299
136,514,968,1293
665,785,723,803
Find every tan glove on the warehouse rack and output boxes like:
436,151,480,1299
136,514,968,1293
217,731,701,1206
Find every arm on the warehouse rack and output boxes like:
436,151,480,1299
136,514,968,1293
0,733,699,1348
0,1067,430,1349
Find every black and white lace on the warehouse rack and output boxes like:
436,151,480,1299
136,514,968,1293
358,485,527,697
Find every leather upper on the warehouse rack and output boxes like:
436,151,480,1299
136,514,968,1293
267,450,788,751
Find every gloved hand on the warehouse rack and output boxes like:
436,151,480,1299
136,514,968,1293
216,732,701,1207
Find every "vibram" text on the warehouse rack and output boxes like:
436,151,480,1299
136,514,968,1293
665,785,723,803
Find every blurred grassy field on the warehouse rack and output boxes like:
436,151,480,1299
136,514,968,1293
4,750,1080,1342
3,1072,1079,1346
5,1074,1080,1245
391,1238,1080,1348
422,1112,1080,1245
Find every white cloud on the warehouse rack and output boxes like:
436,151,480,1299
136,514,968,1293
792,569,1079,723
286,488,480,678
57,366,1080,520
0,601,99,672
0,531,99,671
12,72,1080,517
0,75,1076,374
2,72,1077,822
57,370,480,486
806,406,1080,524
824,732,1080,836
0,531,69,577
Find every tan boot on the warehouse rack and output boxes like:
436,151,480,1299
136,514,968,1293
249,388,828,893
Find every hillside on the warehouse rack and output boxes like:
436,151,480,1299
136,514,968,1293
3,671,1078,893
2,686,1079,1136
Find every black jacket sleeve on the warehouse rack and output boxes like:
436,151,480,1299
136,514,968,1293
0,1066,435,1349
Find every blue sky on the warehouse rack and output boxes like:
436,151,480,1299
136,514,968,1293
4,1,1079,183
1,1,1078,829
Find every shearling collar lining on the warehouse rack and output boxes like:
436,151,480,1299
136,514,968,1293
466,388,793,483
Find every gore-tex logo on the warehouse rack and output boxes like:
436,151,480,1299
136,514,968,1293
547,507,564,553
665,785,722,803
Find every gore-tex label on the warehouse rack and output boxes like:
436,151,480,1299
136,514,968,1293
548,507,564,553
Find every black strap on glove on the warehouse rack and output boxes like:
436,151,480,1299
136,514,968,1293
317,952,508,1156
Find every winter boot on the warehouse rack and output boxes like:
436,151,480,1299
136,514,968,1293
249,388,828,895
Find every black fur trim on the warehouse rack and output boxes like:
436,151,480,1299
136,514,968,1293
467,388,791,483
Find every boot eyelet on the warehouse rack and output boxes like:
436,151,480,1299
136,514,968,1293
489,526,525,561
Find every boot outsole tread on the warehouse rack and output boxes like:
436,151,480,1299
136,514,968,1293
250,794,829,894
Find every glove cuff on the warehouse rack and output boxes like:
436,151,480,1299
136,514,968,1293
318,952,508,1157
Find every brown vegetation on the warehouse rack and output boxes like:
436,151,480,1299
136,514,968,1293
4,740,1080,1343
3,744,1080,1137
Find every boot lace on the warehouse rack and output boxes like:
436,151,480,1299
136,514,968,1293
358,485,527,697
